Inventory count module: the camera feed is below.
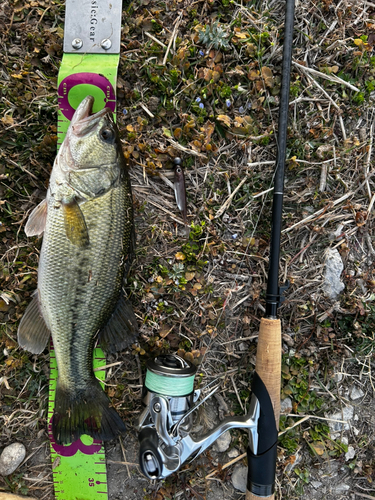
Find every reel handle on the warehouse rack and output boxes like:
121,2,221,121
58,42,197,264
138,427,163,480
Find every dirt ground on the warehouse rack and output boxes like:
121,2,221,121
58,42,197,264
2,0,375,499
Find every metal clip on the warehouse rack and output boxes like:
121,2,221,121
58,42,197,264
63,0,122,54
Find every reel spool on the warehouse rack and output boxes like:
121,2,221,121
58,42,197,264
145,355,197,424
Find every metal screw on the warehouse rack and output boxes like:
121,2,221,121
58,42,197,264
153,402,161,413
71,38,83,50
101,38,112,50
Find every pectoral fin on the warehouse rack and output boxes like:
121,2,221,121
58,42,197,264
25,199,48,237
62,199,89,247
17,294,51,354
99,293,139,354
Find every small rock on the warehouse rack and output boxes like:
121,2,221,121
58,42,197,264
333,372,343,383
147,96,160,112
282,333,294,347
0,443,26,476
213,431,231,452
280,397,293,414
323,248,345,299
227,448,240,459
311,480,323,489
231,465,247,493
333,483,350,494
345,445,356,461
350,386,364,400
327,406,354,438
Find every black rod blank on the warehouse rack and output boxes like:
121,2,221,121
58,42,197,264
266,0,295,318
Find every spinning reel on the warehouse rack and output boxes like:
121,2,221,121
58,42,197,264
136,354,262,480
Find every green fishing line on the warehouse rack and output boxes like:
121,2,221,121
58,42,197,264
145,370,195,397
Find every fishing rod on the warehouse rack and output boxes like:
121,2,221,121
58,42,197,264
247,0,295,498
136,3,295,494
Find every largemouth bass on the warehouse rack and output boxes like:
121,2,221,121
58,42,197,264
18,96,138,444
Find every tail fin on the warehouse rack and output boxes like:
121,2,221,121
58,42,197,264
52,378,126,445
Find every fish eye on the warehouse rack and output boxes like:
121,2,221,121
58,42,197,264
176,167,182,174
100,127,115,143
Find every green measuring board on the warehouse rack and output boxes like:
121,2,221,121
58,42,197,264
57,53,120,149
49,1,122,493
48,347,108,499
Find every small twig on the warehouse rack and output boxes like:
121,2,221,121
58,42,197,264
162,13,182,65
339,115,347,141
293,61,360,92
166,138,208,159
247,160,275,167
106,460,139,466
158,172,175,190
287,413,347,424
139,102,154,118
283,191,353,233
215,176,247,218
278,416,310,436
297,71,340,111
144,31,167,49
231,294,252,310
252,187,274,198
230,375,244,411
365,120,374,201
368,359,375,396
94,361,122,372
147,199,185,225
205,452,247,479
368,192,375,214
119,437,131,479
319,163,327,192
354,492,375,500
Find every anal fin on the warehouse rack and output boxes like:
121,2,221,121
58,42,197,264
17,294,50,354
25,199,48,237
99,293,139,354
62,199,89,247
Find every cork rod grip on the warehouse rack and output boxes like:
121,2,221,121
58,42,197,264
246,317,281,500
247,492,274,500
254,318,281,425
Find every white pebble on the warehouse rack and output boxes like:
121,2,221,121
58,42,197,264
345,445,355,461
350,386,364,400
213,431,231,452
231,465,247,492
0,443,26,476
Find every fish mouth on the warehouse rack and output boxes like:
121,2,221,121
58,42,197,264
71,96,111,137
